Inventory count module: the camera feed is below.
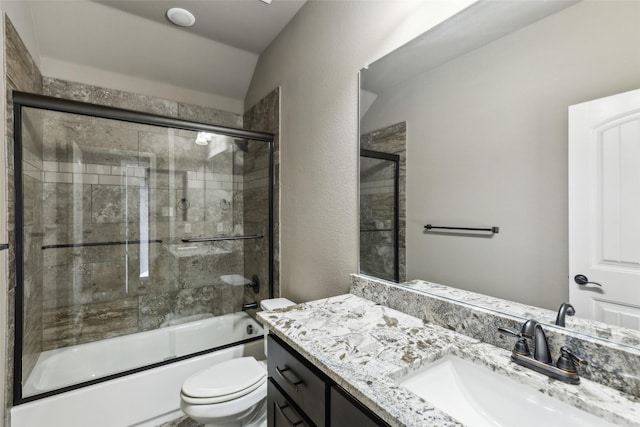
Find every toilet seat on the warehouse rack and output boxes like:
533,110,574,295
181,357,266,405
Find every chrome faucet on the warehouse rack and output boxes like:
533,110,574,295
498,320,586,384
555,302,575,327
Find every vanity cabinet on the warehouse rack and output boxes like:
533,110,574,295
267,334,388,427
329,385,383,427
268,334,326,425
268,380,311,427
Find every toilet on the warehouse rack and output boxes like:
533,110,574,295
180,298,295,427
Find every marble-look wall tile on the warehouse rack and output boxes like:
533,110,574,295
5,14,44,420
138,291,175,331
21,109,43,159
138,284,244,331
43,78,178,117
177,102,242,128
350,274,640,398
42,297,139,350
174,251,243,289
91,185,141,223
242,87,280,305
4,19,42,96
41,114,139,165
42,182,92,225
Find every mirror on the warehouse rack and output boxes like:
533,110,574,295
359,0,640,346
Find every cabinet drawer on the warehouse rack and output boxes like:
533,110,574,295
268,335,326,426
268,380,311,427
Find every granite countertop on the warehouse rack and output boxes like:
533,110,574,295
257,294,640,427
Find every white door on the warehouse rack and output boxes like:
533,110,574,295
569,88,640,330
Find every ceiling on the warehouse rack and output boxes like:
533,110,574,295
93,0,306,54
24,0,306,110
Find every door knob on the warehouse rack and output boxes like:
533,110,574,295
574,274,602,287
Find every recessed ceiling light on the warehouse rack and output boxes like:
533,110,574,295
259,0,273,4
167,7,196,27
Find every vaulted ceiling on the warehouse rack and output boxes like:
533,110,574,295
24,0,306,110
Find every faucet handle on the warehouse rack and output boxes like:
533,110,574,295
497,326,521,337
556,347,588,373
498,327,530,355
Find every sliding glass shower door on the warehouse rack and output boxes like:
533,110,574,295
14,93,273,402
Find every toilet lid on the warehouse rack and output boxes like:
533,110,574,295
182,357,266,400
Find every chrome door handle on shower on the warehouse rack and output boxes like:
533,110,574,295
574,274,602,287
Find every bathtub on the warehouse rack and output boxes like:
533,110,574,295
12,312,265,427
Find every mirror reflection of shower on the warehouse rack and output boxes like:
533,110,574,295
359,122,407,283
360,150,400,282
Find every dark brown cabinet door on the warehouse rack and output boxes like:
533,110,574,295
268,336,326,426
268,379,312,427
330,386,387,427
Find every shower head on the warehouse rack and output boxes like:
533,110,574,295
234,139,249,153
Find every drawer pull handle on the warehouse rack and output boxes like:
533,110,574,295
276,366,303,391
276,402,304,426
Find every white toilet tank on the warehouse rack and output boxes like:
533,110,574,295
260,298,295,356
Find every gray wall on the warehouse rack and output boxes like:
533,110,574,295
360,1,640,310
244,1,473,303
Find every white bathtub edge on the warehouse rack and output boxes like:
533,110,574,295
11,340,264,427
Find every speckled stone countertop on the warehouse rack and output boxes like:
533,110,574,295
258,294,640,427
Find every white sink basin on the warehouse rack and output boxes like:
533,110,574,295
398,355,614,427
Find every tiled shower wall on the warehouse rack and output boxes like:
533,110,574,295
4,15,44,420
243,88,280,306
4,14,280,417
25,109,249,352
360,122,406,282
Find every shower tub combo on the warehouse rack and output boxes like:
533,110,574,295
11,92,275,425
12,314,264,427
